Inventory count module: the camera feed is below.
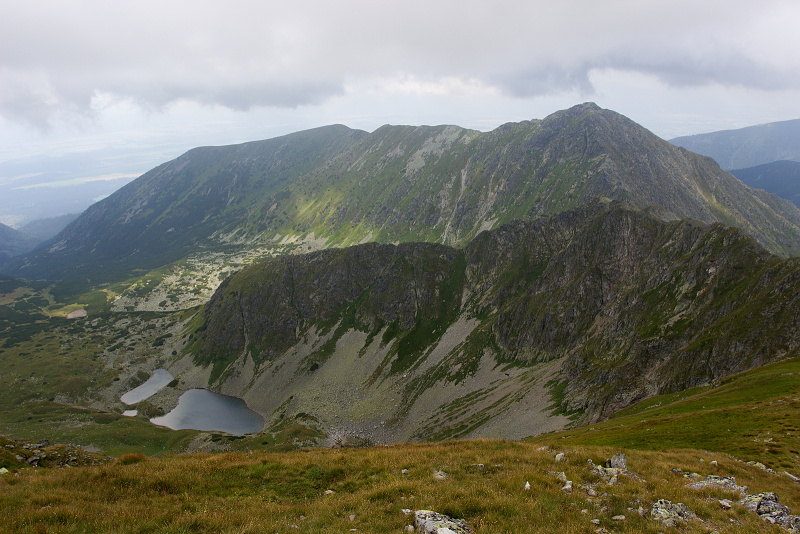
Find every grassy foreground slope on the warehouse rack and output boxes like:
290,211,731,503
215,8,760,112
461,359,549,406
1,354,800,533
1,442,797,533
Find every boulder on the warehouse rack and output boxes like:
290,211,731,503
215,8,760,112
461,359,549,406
651,499,696,527
605,453,626,470
414,510,471,534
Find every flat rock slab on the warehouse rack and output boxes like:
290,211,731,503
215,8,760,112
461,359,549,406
414,510,471,533
66,309,87,319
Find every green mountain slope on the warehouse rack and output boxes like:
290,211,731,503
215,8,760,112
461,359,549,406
534,354,800,474
180,201,800,442
9,103,800,285
671,117,800,170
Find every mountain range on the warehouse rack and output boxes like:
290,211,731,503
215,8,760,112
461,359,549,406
670,117,800,170
731,160,800,208
7,103,800,286
4,102,800,453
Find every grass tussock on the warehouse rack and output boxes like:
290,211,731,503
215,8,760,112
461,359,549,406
114,453,148,466
1,441,798,533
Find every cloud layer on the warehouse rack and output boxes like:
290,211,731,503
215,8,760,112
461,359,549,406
2,0,799,130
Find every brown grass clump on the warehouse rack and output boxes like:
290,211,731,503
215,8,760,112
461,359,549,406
113,452,148,466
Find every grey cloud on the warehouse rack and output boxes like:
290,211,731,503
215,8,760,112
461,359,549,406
1,0,798,129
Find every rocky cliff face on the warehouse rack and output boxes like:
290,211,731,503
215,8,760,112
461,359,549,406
187,201,800,442
10,104,800,283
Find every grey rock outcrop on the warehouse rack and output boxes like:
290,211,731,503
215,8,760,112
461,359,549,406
650,499,696,527
740,493,800,531
414,510,471,533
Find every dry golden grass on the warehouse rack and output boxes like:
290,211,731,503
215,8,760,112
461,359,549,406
2,440,797,533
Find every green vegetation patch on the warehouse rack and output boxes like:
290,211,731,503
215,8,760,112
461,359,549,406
533,354,800,472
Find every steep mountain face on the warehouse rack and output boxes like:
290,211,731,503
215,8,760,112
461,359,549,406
731,160,800,208
8,103,800,283
0,223,38,268
183,201,800,442
670,118,800,170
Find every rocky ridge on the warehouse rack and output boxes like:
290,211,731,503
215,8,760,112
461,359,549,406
181,200,800,442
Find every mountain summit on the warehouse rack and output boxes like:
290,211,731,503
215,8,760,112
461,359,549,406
8,103,800,283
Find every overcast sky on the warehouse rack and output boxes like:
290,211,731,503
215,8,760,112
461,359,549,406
2,0,800,224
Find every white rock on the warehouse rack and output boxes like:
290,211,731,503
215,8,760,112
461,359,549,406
524,481,531,491
555,453,565,463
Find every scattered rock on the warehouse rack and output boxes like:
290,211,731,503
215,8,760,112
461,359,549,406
414,510,471,534
719,499,732,510
784,471,800,484
590,519,601,525
401,469,409,475
555,453,565,463
650,499,696,527
0,467,8,475
710,460,718,467
611,515,625,521
524,481,531,491
590,460,644,483
433,470,449,480
746,460,776,474
562,480,573,493
324,490,335,495
686,475,748,495
1,436,109,468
